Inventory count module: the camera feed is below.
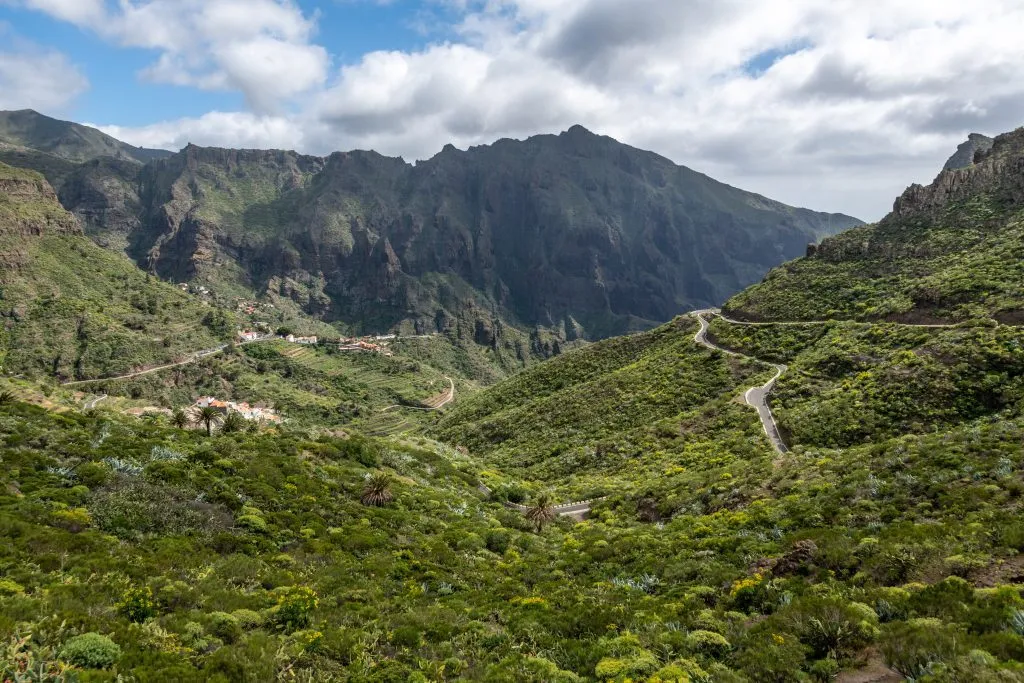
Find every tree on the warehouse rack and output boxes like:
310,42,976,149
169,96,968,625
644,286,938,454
221,411,246,434
361,472,394,507
171,409,189,429
192,406,223,437
525,493,557,533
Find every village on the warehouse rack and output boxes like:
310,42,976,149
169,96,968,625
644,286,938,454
235,328,397,356
191,396,283,424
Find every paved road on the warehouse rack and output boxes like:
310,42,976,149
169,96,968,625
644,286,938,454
476,483,600,518
694,310,789,454
61,336,274,387
382,377,455,413
83,394,107,410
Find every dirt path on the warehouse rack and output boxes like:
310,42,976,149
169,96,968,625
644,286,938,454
61,336,274,387
382,378,454,411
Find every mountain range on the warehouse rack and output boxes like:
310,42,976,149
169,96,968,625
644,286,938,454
0,109,860,342
6,102,1024,681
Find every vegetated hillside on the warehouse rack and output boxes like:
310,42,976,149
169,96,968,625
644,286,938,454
418,126,1024,680
0,162,232,380
708,317,1024,448
724,127,1024,323
8,337,1024,680
434,316,774,494
0,109,171,164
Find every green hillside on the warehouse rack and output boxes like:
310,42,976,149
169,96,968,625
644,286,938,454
434,317,774,496
724,128,1024,324
0,163,235,380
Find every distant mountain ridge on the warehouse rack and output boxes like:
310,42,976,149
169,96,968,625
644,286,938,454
1,110,862,341
0,109,172,164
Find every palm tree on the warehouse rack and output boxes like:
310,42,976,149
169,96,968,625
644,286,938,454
525,493,557,533
192,406,223,437
0,390,14,407
221,411,246,434
171,409,189,429
361,472,394,507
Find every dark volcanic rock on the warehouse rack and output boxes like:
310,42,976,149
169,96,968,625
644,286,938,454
943,133,994,171
126,128,861,339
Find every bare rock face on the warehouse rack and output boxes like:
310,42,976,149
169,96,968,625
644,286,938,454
123,129,861,340
891,128,1024,223
943,133,995,171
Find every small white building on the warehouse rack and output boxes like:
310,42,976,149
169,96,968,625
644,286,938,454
286,334,318,345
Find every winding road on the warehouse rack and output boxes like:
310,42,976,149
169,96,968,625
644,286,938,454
694,310,790,454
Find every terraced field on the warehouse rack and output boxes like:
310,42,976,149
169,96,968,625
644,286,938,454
241,342,456,432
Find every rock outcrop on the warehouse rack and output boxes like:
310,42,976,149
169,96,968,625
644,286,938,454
0,162,81,239
943,133,994,171
890,127,1024,223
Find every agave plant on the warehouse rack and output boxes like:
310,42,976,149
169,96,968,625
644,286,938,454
361,472,394,507
525,493,557,533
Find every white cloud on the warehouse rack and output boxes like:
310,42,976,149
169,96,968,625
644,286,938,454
0,46,88,112
14,0,328,112
94,112,304,152
17,0,1024,219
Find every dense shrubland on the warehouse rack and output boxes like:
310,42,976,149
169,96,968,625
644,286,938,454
6,367,1024,680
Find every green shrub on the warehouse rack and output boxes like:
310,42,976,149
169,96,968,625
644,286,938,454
776,597,878,660
0,577,25,596
881,618,961,679
59,633,121,669
272,586,318,630
686,629,730,656
236,514,268,533
231,609,265,631
118,585,155,623
208,612,242,643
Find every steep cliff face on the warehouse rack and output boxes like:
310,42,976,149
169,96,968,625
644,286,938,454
891,128,1024,224
130,128,859,338
724,126,1024,323
0,162,81,240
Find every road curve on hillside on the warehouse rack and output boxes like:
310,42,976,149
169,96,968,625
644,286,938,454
694,311,790,454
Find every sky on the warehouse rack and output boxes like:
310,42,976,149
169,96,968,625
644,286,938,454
1,1,1023,220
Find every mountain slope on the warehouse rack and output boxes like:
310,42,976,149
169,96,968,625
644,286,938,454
0,162,232,380
0,109,172,164
124,127,860,340
426,125,1024,681
725,126,1024,323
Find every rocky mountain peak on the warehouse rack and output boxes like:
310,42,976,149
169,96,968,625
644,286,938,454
943,132,995,170
890,127,1024,223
